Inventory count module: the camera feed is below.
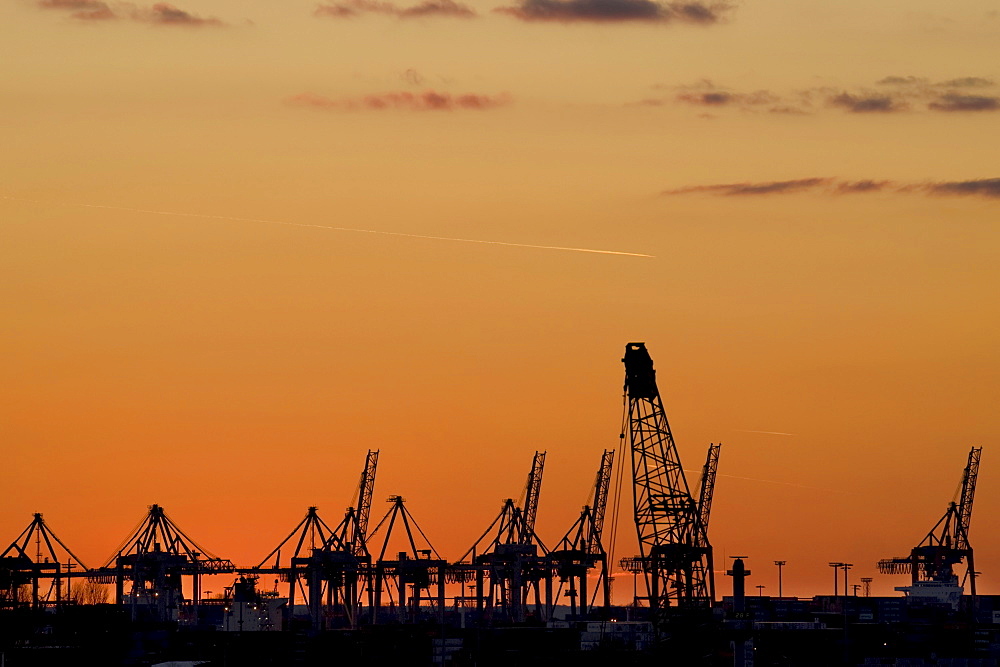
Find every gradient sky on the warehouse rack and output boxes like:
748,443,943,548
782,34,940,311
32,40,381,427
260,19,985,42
2,0,998,601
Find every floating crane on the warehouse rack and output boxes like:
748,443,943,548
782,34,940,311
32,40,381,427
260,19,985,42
620,343,713,621
548,449,615,618
878,446,982,602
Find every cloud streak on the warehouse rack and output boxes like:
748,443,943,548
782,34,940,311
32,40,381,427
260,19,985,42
315,0,477,18
287,90,511,111
662,178,1000,199
496,0,729,23
642,76,1000,115
36,0,226,24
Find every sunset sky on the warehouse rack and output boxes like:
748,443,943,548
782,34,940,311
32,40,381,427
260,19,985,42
2,0,998,601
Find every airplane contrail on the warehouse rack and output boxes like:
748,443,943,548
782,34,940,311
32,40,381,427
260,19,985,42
1,195,655,258
733,429,797,436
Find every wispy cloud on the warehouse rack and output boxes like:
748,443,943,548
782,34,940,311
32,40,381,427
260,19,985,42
639,75,1000,115
828,92,905,113
144,2,223,24
287,90,511,111
662,177,1000,200
925,178,1000,198
315,0,476,18
37,0,226,24
928,93,1000,112
663,178,832,196
495,0,730,23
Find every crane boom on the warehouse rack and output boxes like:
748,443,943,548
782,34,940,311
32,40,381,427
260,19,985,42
588,449,615,554
956,446,981,552
696,443,721,548
356,450,380,542
520,451,546,543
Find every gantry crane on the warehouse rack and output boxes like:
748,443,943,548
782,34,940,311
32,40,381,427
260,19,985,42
95,504,233,621
878,446,982,597
457,451,551,624
620,343,713,621
368,495,447,623
251,450,379,629
548,449,615,618
0,513,90,609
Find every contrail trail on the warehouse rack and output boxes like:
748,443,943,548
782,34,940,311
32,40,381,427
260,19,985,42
1,195,654,258
733,429,797,436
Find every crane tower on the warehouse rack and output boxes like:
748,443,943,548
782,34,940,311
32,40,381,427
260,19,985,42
622,343,713,617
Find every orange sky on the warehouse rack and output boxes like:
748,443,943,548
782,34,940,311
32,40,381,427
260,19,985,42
2,0,998,601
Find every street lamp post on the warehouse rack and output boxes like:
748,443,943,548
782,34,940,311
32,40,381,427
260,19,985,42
774,561,786,598
828,563,845,596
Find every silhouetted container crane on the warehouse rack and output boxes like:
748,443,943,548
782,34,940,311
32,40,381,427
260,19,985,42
0,512,89,609
368,495,447,624
620,342,714,624
548,449,615,619
251,449,379,630
878,446,982,605
455,451,551,624
95,504,233,621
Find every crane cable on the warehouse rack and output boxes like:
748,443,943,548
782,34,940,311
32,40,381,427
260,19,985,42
606,391,630,585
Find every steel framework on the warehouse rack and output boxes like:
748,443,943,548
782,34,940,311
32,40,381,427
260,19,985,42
95,504,234,621
548,449,615,618
456,451,551,624
368,495,447,623
622,342,713,619
878,446,983,594
0,513,89,609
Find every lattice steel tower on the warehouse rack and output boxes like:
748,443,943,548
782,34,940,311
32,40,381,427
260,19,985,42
622,342,713,614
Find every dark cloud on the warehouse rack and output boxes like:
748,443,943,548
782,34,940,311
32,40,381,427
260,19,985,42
670,81,779,110
677,91,733,105
662,178,831,196
928,93,1000,112
36,0,116,19
316,0,476,17
835,180,895,193
37,0,106,8
400,0,476,16
37,0,224,23
876,75,927,86
925,179,1000,198
496,0,728,23
936,77,994,88
287,90,511,111
662,177,1000,200
829,92,905,113
145,3,223,24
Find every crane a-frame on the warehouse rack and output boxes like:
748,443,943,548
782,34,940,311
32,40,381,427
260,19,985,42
878,446,982,600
